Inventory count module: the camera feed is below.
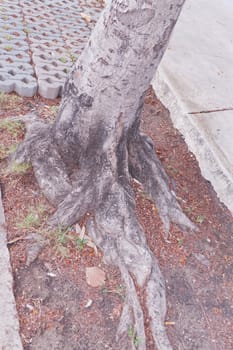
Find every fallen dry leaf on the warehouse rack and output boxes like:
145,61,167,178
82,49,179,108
165,321,175,326
86,266,106,287
80,12,92,25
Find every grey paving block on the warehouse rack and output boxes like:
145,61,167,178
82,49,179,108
32,53,70,71
0,60,35,76
35,65,67,80
0,30,27,41
0,72,15,92
29,36,65,46
0,53,31,63
38,77,63,99
30,45,67,57
15,75,38,97
0,40,29,52
0,0,104,98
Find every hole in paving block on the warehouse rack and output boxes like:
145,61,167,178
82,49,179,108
51,61,58,67
21,78,29,84
46,78,52,84
0,75,5,81
6,58,13,63
16,53,23,59
42,65,49,71
54,73,62,79
39,54,46,60
18,65,26,71
55,48,63,53
8,70,16,76
35,45,44,50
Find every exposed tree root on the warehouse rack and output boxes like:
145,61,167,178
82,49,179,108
10,114,196,350
9,114,72,205
87,183,173,350
128,132,196,237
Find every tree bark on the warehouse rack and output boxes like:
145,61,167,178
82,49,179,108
11,1,196,349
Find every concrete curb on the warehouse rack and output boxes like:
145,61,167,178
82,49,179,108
151,0,233,215
152,71,233,214
0,189,23,350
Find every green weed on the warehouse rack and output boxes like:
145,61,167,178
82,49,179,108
23,27,30,34
16,205,47,230
0,143,17,161
4,34,12,40
56,226,71,245
0,92,22,111
6,161,31,175
102,284,126,300
58,57,68,63
177,237,184,246
49,105,59,116
75,237,87,251
128,325,141,348
70,53,77,63
0,145,6,160
196,214,206,224
184,206,194,214
17,210,39,229
166,164,179,174
0,119,24,137
4,45,13,51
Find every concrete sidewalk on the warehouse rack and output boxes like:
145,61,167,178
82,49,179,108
153,0,233,214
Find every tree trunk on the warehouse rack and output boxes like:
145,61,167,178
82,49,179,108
12,1,196,349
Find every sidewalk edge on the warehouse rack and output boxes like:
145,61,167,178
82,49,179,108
152,70,233,214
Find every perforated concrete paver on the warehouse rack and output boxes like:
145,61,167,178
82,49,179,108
0,0,103,98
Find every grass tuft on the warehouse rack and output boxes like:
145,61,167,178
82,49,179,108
0,92,23,111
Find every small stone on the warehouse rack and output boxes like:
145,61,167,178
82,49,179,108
86,267,106,287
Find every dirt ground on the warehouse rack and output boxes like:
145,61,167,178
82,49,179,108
0,88,232,350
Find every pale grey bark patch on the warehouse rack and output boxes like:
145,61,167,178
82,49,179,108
116,9,155,28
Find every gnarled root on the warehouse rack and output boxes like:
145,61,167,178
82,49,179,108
128,132,196,237
87,183,173,350
9,114,72,205
10,115,196,350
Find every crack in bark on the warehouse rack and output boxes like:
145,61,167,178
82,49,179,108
188,107,233,115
